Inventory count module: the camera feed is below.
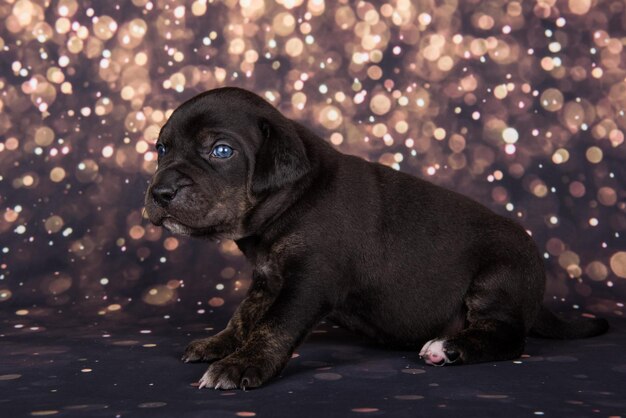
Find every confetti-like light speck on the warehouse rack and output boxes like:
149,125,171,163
0,0,623,323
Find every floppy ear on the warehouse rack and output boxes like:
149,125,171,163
251,117,311,195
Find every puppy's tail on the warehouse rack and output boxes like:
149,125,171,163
529,306,609,339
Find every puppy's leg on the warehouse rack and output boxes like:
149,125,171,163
420,321,525,365
182,271,278,363
198,276,331,389
421,265,530,365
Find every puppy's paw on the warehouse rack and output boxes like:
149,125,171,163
181,339,213,363
419,339,460,366
182,335,236,363
198,356,265,390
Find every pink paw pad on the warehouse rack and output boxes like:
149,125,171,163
419,339,451,366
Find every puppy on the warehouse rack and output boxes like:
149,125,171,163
145,87,608,390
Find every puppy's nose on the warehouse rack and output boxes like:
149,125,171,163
152,184,178,207
150,168,193,207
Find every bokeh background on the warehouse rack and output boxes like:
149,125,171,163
1,0,625,326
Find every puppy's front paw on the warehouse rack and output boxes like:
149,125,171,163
419,339,460,366
182,334,237,363
198,356,265,390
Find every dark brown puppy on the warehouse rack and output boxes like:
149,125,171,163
145,87,608,390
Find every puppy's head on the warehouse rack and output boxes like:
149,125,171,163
144,87,310,238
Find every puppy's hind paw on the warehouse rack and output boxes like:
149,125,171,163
419,339,459,366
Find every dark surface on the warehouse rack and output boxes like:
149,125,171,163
2,312,625,418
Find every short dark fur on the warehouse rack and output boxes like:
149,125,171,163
145,87,609,390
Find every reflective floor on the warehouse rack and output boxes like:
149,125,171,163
1,311,625,418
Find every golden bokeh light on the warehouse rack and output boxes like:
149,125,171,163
0,0,623,319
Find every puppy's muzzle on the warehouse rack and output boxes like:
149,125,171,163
151,169,192,207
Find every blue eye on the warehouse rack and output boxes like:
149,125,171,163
156,143,166,157
211,144,234,159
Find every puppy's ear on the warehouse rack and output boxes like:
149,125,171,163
252,117,310,195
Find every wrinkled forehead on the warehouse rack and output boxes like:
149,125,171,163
159,94,263,145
